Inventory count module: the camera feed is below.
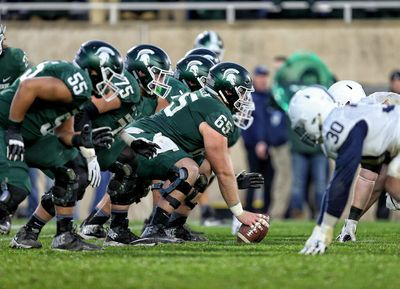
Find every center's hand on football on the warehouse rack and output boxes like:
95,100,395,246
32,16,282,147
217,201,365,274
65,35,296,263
130,139,160,159
237,211,269,227
236,170,264,189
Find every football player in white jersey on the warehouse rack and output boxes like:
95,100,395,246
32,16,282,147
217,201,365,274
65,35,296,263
329,81,400,242
288,86,400,255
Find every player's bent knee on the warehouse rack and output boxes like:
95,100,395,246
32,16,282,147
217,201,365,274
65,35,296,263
185,173,209,209
41,192,55,216
0,183,29,214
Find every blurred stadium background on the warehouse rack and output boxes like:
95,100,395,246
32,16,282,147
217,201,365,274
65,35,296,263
2,0,400,222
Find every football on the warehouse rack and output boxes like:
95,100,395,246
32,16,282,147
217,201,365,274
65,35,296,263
237,215,270,243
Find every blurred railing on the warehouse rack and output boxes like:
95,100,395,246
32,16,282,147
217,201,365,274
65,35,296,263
1,1,400,24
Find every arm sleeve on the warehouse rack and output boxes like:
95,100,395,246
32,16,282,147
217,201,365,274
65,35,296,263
324,120,368,218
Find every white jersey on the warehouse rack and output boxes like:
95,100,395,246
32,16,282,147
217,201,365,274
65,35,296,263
322,104,400,159
360,92,400,105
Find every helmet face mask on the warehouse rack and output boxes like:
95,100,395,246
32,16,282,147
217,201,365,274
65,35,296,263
95,67,127,102
293,115,323,147
232,86,255,129
146,65,173,99
0,25,6,56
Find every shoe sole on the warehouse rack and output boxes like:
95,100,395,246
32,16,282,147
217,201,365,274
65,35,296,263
78,231,105,240
51,247,102,252
9,238,42,249
104,239,157,247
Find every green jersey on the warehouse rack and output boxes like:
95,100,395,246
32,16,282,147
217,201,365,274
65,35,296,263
140,76,190,117
132,88,234,154
0,47,30,91
92,70,141,135
0,60,93,142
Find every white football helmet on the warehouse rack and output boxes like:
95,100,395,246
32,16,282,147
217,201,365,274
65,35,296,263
288,86,337,146
328,80,366,106
0,25,6,56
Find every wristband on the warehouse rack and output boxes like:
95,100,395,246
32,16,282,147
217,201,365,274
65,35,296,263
71,134,82,147
229,202,244,217
8,120,22,131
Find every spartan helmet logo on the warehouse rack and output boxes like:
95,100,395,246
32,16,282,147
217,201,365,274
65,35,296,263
186,60,203,77
95,47,116,66
136,49,155,66
223,68,240,86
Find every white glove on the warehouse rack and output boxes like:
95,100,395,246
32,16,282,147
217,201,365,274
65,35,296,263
80,147,101,188
300,225,333,255
336,219,357,242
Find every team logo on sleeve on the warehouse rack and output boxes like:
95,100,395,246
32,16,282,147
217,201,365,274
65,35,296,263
95,47,116,66
223,68,239,85
186,60,203,76
136,49,155,66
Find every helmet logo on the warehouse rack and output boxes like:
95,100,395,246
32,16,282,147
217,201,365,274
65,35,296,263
186,60,203,77
223,68,239,86
95,47,116,66
136,49,155,66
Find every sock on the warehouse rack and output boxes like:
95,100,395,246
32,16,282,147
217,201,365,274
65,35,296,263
56,214,73,235
87,207,110,225
110,210,128,228
348,206,363,221
168,212,188,228
151,207,170,226
200,205,213,219
26,214,47,232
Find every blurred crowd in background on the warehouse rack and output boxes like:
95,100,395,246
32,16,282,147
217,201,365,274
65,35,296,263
2,0,400,22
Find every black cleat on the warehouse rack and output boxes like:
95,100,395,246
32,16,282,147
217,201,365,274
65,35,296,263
78,222,106,240
0,214,11,235
141,224,184,244
103,219,156,246
51,231,102,251
165,225,208,242
10,225,42,249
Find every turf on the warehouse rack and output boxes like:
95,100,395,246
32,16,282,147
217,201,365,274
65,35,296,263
0,220,399,289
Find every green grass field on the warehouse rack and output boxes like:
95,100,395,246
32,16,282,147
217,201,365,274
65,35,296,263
0,220,399,289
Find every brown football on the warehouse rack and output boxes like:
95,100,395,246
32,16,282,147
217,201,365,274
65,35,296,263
237,215,270,243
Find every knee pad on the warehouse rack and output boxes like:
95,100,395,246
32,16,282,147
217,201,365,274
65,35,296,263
0,181,29,215
40,192,56,217
65,156,90,201
51,167,78,207
108,162,138,205
160,167,193,209
184,174,208,209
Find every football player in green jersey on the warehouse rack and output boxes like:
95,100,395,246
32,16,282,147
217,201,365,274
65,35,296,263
0,25,30,91
77,44,191,244
10,41,159,250
194,30,224,60
119,62,268,242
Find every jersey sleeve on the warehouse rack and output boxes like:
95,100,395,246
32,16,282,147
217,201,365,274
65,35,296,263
324,120,368,218
14,48,30,75
60,64,93,102
120,70,141,104
205,110,234,138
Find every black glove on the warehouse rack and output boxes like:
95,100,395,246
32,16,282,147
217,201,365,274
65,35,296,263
5,121,25,161
236,170,264,190
130,139,160,159
92,127,114,149
72,124,93,148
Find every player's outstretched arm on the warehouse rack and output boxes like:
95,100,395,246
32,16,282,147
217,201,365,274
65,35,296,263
9,77,73,122
200,122,266,227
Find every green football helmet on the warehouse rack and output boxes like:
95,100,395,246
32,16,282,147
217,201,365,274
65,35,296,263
206,62,255,129
174,55,215,92
185,48,219,65
194,31,224,60
0,25,6,56
125,44,173,99
74,40,124,102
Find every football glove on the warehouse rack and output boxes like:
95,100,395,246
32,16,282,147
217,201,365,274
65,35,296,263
300,225,333,255
5,121,24,161
336,219,357,242
92,127,114,149
72,124,94,148
236,170,264,190
130,139,160,159
79,147,101,188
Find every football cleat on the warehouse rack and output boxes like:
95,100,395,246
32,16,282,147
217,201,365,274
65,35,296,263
385,193,400,211
78,222,107,240
10,225,42,249
104,219,156,247
336,219,357,242
141,224,184,244
165,225,208,242
0,214,11,235
51,231,102,251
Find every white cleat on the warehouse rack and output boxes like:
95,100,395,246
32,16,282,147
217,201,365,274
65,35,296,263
336,219,357,243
